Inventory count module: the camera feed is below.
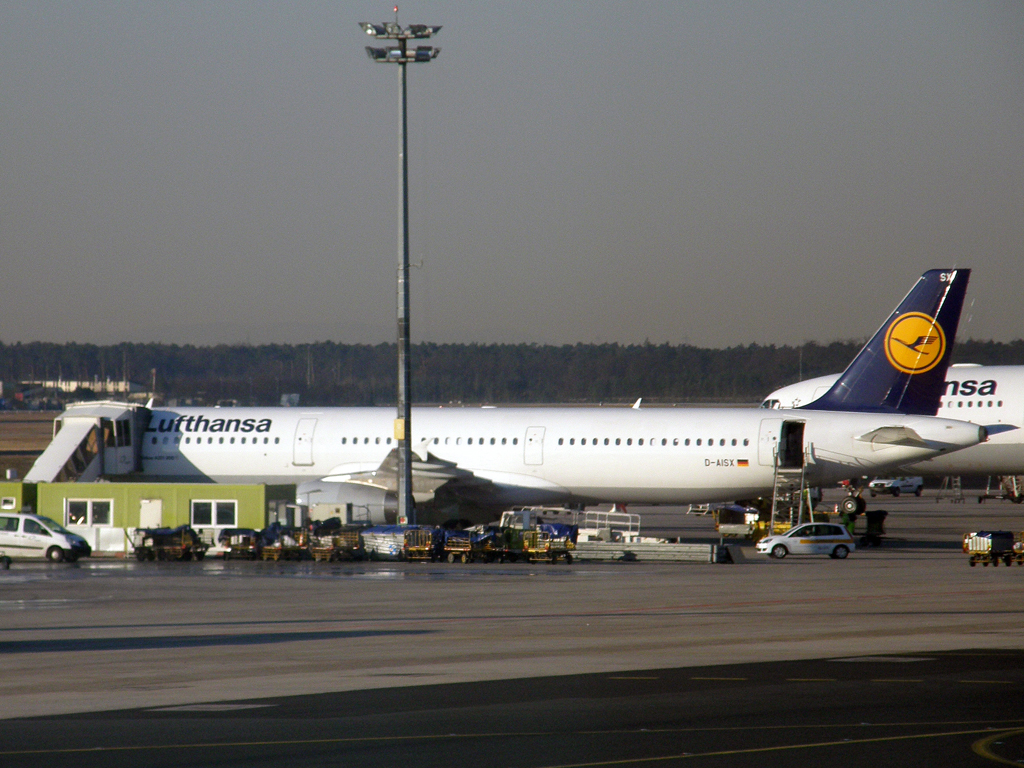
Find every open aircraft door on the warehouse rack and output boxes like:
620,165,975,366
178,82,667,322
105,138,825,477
758,419,781,467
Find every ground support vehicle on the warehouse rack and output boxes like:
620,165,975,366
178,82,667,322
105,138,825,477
362,526,406,560
218,528,261,560
0,512,91,562
310,522,365,561
441,529,473,563
755,522,856,559
258,524,309,561
404,527,441,561
963,531,1024,567
133,526,208,561
869,476,924,497
978,476,1024,504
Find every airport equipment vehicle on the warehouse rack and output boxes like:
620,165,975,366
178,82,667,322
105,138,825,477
978,476,1024,504
27,271,985,530
258,523,309,561
403,527,441,561
441,529,473,562
132,525,207,561
218,528,261,560
0,512,91,562
963,531,1024,566
362,525,406,560
868,477,924,497
309,519,365,561
755,522,856,559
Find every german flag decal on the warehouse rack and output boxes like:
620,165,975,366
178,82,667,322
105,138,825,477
737,459,749,467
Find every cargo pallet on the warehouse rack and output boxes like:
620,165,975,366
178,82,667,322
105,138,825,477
133,526,209,562
964,531,1024,567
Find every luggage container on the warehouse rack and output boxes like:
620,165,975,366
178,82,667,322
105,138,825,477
132,525,208,562
309,519,366,561
362,525,406,560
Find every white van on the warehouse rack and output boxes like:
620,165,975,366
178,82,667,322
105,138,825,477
0,513,92,562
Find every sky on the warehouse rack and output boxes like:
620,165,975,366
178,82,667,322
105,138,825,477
1,1,1022,348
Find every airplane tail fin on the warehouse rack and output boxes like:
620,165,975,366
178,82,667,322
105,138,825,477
801,268,969,415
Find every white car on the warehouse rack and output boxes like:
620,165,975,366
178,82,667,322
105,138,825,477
756,523,856,560
0,512,92,562
868,476,924,497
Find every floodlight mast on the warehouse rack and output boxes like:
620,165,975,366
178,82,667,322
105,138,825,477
360,11,440,526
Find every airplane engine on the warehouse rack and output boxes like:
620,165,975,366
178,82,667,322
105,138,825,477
296,480,397,525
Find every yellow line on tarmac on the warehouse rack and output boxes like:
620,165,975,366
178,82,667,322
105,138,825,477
536,727,1008,767
959,680,1015,685
608,677,660,680
785,678,836,682
870,679,923,683
972,728,1024,765
689,677,746,681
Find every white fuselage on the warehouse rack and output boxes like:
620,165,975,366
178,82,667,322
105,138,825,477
140,405,984,505
764,365,1024,475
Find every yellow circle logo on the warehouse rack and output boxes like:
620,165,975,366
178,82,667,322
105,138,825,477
884,312,946,374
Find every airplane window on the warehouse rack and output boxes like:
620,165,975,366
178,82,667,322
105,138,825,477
968,402,972,407
638,439,644,446
468,438,473,445
988,401,993,407
743,438,749,446
185,437,190,444
615,438,621,445
151,437,157,445
731,439,737,446
364,437,369,444
673,438,679,446
264,437,268,444
662,439,667,446
434,438,439,444
593,438,598,445
696,439,701,446
559,438,564,445
342,438,346,444
720,439,725,446
275,438,280,444
219,437,224,444
604,438,609,445
513,438,518,445
569,438,574,445
978,401,983,408
685,439,690,446
376,437,381,444
208,437,214,444
479,438,484,445
999,401,1003,407
627,439,632,446
456,438,461,445
230,437,235,444
490,438,495,445
502,438,507,445
161,437,168,445
958,402,963,407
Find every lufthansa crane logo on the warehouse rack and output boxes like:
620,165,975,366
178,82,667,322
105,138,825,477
884,312,946,374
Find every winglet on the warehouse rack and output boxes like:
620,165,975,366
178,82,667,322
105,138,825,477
802,269,969,415
632,398,642,410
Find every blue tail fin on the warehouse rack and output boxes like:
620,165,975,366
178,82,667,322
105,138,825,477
801,268,970,415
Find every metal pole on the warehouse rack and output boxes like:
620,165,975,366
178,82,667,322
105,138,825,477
396,54,415,525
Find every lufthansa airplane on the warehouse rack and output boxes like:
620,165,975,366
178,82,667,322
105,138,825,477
28,269,985,524
763,362,1023,477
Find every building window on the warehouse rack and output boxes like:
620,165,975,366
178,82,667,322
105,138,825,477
66,499,112,526
191,500,237,528
0,497,15,510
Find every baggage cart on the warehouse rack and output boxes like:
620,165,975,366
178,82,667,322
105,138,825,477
963,530,1023,567
404,527,440,561
218,528,261,560
259,524,309,561
133,526,208,562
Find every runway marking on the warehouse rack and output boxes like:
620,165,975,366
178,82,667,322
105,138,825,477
689,677,746,681
958,680,1015,685
870,679,923,683
785,678,836,682
607,676,659,680
972,727,1024,766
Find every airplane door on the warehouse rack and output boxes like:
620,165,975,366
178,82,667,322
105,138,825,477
758,419,782,466
524,427,545,465
293,418,317,466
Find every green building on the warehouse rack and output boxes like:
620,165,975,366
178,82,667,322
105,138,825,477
0,481,294,555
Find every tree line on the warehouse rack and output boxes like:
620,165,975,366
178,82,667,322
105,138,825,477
2,339,1024,407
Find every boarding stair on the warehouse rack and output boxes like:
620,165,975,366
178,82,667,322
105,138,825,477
937,475,965,503
768,448,808,534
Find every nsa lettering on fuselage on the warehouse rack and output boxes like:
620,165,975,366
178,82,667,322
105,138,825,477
945,379,996,397
148,416,273,434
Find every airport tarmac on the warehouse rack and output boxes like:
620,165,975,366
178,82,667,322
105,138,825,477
2,491,1024,766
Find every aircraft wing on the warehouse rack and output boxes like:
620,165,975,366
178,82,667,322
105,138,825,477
342,447,495,497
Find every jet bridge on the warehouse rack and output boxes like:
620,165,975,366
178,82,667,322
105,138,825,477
25,402,151,483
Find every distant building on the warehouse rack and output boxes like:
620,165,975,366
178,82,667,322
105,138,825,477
23,379,146,396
